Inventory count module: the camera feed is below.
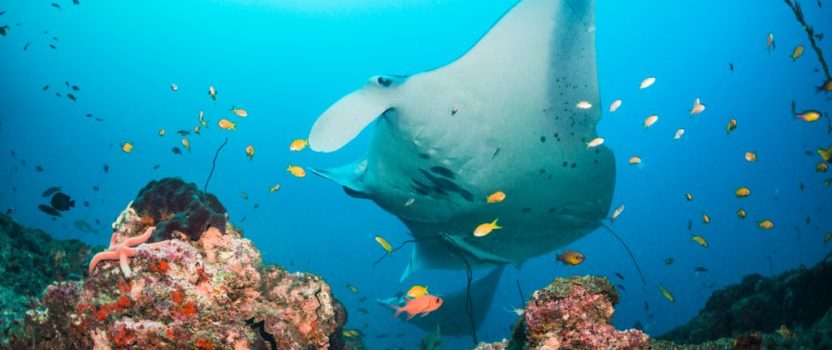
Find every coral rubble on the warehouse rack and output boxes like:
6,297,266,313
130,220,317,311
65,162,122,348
7,178,347,350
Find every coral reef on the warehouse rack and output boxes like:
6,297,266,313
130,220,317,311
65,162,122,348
661,252,832,345
0,213,92,346
475,275,649,349
7,180,347,350
131,177,228,242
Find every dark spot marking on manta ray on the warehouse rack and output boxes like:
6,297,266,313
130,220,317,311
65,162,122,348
562,161,568,167
540,136,546,143
418,153,430,160
521,208,532,214
571,163,577,169
429,166,455,180
492,148,500,159
593,159,599,164
418,169,474,202
539,168,546,174
410,179,430,196
595,149,600,154
548,208,556,213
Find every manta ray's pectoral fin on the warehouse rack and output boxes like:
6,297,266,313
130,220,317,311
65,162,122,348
400,233,511,282
309,157,371,199
308,75,406,153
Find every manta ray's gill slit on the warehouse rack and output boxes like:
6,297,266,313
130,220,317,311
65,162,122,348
417,169,474,202
429,166,455,179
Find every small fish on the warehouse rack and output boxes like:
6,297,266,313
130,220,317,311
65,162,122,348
218,119,236,130
390,295,443,320
609,204,624,222
758,219,775,230
791,45,804,61
737,208,747,219
208,85,217,101
198,111,208,127
92,186,99,191
407,285,429,299
67,93,76,101
557,250,585,266
346,284,359,294
231,106,248,117
640,77,656,89
0,25,7,37
617,284,627,292
121,142,134,153
824,232,832,244
268,184,281,193
729,63,734,71
71,85,79,91
342,329,362,338
609,99,622,112
736,187,751,198
375,236,392,254
691,235,708,248
688,220,692,231
50,192,75,211
685,193,693,201
474,219,502,237
674,128,685,140
23,42,30,51
818,162,829,172
819,145,832,162
795,110,821,122
51,3,61,10
42,85,50,91
800,182,805,191
644,115,658,128
103,164,109,173
181,138,190,152
74,220,97,234
665,258,674,265
287,165,306,178
486,191,506,204
158,129,165,137
694,267,708,272
193,126,200,135
240,192,248,200
614,272,625,281
152,164,160,170
451,103,460,116
817,79,832,93
289,139,308,151
576,101,592,109
170,83,178,91
38,204,61,217
745,151,757,162
176,130,190,136
41,186,61,197
702,213,710,224
726,119,737,133
825,178,831,187
690,98,705,116
171,147,182,155
658,285,675,303
586,137,604,148
245,145,255,160
357,308,369,314
628,156,642,165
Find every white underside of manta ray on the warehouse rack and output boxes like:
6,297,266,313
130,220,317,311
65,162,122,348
308,0,615,278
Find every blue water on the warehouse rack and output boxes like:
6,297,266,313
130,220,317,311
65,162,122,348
1,0,830,348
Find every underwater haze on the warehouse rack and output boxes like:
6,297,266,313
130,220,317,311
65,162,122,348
1,0,831,349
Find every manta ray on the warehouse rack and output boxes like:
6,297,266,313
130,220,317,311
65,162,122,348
308,0,613,277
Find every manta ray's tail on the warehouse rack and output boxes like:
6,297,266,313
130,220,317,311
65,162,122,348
599,223,648,286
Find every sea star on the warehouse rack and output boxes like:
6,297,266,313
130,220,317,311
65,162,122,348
89,226,154,278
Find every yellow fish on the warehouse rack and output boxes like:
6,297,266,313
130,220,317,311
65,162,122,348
342,329,362,338
766,32,775,52
486,191,506,204
198,111,208,127
628,156,642,165
121,142,134,153
268,184,281,193
375,236,392,254
576,101,592,109
758,219,775,230
691,235,708,248
745,151,757,162
702,213,710,224
737,208,747,219
557,250,585,266
640,77,656,89
218,119,236,130
586,137,604,149
194,126,200,135
241,192,248,200
818,162,829,172
726,119,737,133
286,165,306,178
346,283,358,294
674,128,685,140
474,219,502,237
659,285,675,303
690,98,705,116
819,145,832,162
791,45,804,61
824,232,832,245
795,110,821,122
817,79,832,93
685,193,693,201
610,204,625,222
181,137,190,152
245,145,255,160
158,129,165,137
231,106,248,117
736,187,751,198
289,139,308,152
407,285,429,299
644,115,659,129
208,85,217,101
826,178,832,187
609,99,622,112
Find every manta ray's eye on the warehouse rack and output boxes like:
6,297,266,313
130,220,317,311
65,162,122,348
377,76,391,87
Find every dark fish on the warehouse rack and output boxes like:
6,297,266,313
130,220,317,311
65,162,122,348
0,11,5,15
95,117,103,122
10,150,15,157
176,130,190,136
42,85,50,91
95,218,100,225
86,113,93,118
73,0,79,4
23,42,30,51
35,165,44,172
358,296,367,302
240,216,247,223
92,185,99,191
0,25,7,36
41,186,61,197
52,36,58,41
806,216,811,224
799,182,805,191
616,284,626,291
644,302,650,312
83,201,89,207
614,272,625,281
816,33,824,41
50,192,75,211
74,220,97,234
51,3,61,9
49,44,56,49
38,204,61,217
253,203,260,209
694,267,708,272
357,308,369,314
71,85,79,91
56,92,62,97
805,150,815,156
376,334,389,339
152,164,160,170
729,63,734,71
172,147,182,155
687,220,692,231
5,207,14,215
65,81,69,87
103,164,109,173
665,257,674,265
21,159,26,166
67,93,76,101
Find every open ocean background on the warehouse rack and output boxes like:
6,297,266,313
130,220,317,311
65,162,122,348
1,0,830,348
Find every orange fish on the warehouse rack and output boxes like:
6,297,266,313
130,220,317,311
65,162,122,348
745,152,757,162
486,191,506,204
557,250,585,266
390,295,443,320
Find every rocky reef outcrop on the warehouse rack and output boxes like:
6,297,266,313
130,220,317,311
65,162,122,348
475,275,650,349
6,177,348,350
